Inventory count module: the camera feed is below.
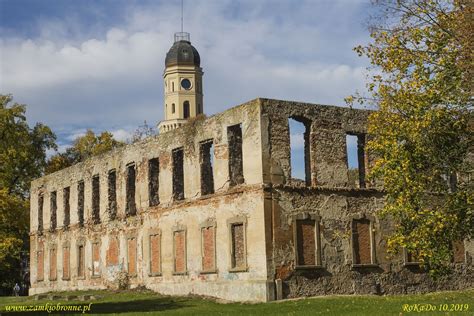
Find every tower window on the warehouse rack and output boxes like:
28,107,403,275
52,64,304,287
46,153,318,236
172,81,174,92
181,78,192,90
172,103,175,114
183,101,190,119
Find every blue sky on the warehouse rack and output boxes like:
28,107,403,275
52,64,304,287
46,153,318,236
0,0,371,168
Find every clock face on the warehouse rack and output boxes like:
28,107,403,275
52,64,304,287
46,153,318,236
181,79,192,90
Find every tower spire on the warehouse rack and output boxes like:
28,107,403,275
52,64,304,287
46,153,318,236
181,0,184,33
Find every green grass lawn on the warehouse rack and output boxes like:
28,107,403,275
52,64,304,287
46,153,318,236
0,288,473,315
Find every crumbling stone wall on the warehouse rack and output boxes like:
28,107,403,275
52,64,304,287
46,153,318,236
28,98,472,301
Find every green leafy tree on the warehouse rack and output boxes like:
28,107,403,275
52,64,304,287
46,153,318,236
348,0,473,273
0,94,56,289
46,129,125,174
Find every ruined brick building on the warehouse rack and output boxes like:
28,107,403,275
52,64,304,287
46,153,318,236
29,32,473,301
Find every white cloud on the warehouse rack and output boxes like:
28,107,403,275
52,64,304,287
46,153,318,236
111,128,133,143
0,0,372,145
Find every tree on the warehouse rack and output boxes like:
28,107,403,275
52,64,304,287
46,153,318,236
46,129,125,174
349,0,473,273
0,94,56,289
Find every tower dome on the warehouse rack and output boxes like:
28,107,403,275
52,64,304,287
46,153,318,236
165,32,200,67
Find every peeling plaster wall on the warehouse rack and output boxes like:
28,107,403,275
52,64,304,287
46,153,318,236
29,99,270,302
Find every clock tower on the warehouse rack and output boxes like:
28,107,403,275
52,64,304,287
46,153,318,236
158,32,203,133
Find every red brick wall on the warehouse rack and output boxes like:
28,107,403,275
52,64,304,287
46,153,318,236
92,243,100,276
62,247,70,280
353,219,371,264
174,231,186,273
37,242,44,282
78,245,85,278
106,236,119,266
49,248,57,281
231,223,245,269
150,234,161,275
127,238,137,275
201,227,215,271
296,219,316,266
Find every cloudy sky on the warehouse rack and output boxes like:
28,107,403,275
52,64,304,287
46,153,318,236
1,0,373,171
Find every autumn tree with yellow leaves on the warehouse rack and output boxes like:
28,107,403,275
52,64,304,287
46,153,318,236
349,0,473,273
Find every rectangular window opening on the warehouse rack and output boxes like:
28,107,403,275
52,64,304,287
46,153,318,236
148,158,160,206
62,246,70,280
49,247,57,281
127,237,137,276
63,187,70,229
50,191,57,231
78,181,85,227
228,124,244,186
346,133,366,188
77,244,85,278
149,234,161,276
230,223,246,270
37,243,44,282
108,170,117,220
126,164,137,216
92,242,100,277
172,148,184,201
201,226,216,272
295,219,321,267
173,230,186,274
352,218,374,265
38,194,44,233
200,140,215,195
92,175,100,224
289,117,312,185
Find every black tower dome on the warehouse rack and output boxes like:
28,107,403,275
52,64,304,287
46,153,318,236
165,32,200,67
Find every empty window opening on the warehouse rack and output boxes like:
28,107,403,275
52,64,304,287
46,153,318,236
172,148,185,201
183,101,190,119
50,191,57,231
108,170,117,220
62,246,70,280
346,133,366,188
78,181,85,227
201,226,216,272
230,223,246,270
289,117,311,185
37,243,44,282
77,244,85,278
172,103,176,114
295,219,320,266
38,194,44,233
106,236,119,267
173,230,186,273
92,175,100,224
200,140,215,195
172,81,175,92
352,218,373,265
149,234,161,275
228,124,244,186
148,158,160,206
126,164,137,216
92,242,100,276
49,247,57,281
127,237,137,276
452,240,465,263
63,187,70,229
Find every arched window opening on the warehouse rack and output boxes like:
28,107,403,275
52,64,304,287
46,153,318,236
183,101,190,119
172,103,175,114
